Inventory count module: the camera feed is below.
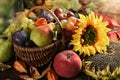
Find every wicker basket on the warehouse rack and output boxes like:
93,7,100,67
13,6,66,67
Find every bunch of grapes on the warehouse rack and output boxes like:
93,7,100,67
3,17,35,40
54,8,75,21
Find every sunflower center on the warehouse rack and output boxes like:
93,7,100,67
81,25,97,45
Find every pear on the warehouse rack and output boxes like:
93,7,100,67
30,24,53,47
0,40,14,63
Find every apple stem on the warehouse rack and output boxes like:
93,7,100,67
66,53,72,59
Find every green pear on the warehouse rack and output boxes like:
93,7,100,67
30,24,53,47
0,40,14,63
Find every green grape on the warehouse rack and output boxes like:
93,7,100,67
20,17,34,30
9,24,16,33
3,16,35,41
20,18,29,28
21,23,28,29
15,23,21,31
3,24,15,36
28,21,35,30
27,21,34,30
21,17,29,24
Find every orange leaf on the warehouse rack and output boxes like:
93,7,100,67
47,69,58,80
107,32,118,42
13,60,27,73
34,18,47,26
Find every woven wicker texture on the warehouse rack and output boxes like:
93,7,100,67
14,6,65,67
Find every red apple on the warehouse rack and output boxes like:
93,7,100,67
53,50,82,78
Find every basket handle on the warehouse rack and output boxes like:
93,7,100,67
27,6,66,46
26,6,63,30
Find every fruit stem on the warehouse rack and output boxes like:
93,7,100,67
66,53,72,59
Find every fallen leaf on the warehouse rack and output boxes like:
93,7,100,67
0,63,11,71
19,74,31,80
13,60,27,73
47,69,58,80
107,32,118,42
30,66,41,80
39,63,51,79
29,62,52,79
109,18,120,29
116,31,120,38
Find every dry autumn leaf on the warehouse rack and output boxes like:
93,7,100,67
39,63,51,79
13,60,27,73
47,69,58,80
30,63,51,80
0,63,11,71
30,62,52,79
30,66,41,80
19,74,31,80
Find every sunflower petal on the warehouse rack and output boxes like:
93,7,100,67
70,12,110,56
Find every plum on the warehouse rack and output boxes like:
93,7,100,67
38,10,54,22
12,30,30,47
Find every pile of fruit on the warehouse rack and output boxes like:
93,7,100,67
0,7,83,79
1,0,120,80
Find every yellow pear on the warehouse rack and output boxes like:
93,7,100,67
30,24,53,47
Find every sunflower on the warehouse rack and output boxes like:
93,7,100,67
70,12,110,56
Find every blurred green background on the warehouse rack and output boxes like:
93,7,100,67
2,0,118,34
0,0,15,33
0,0,35,33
